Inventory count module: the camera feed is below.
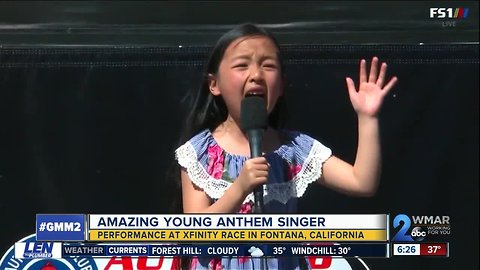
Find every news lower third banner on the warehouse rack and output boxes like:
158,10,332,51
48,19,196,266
36,214,389,242
15,242,391,259
14,242,451,259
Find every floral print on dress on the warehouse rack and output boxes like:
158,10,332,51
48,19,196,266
190,257,199,269
207,145,224,179
206,145,227,269
207,147,254,268
208,258,222,270
287,164,302,180
239,201,253,214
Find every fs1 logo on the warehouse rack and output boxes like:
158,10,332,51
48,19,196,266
430,7,469,19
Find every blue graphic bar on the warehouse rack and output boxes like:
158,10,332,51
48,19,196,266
62,243,388,258
36,214,86,241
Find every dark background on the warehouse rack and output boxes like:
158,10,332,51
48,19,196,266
0,1,478,269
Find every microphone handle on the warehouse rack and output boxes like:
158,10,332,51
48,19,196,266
247,129,264,214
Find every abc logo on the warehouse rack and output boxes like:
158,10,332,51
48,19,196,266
411,227,426,241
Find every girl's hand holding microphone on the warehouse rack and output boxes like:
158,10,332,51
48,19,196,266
235,157,269,195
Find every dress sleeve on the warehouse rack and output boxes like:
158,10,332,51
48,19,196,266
292,132,333,196
175,130,254,204
264,131,332,204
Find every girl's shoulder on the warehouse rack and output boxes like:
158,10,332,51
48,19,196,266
181,129,215,151
275,129,332,164
174,129,219,168
277,129,327,151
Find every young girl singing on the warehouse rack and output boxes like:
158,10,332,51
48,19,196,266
174,23,398,270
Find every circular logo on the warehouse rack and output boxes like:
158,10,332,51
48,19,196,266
411,227,427,241
0,234,98,270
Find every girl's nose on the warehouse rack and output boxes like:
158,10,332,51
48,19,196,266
249,65,264,82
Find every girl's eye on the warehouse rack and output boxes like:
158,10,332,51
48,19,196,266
263,63,278,69
234,63,248,68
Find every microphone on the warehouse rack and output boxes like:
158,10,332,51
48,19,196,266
240,95,268,214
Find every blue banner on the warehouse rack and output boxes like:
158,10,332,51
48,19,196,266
36,214,86,241
62,243,388,258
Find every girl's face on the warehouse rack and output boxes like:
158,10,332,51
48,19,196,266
208,35,283,124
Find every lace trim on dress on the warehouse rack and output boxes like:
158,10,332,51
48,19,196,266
264,140,332,204
175,142,255,204
175,140,331,205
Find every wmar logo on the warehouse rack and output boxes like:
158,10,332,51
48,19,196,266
392,214,450,242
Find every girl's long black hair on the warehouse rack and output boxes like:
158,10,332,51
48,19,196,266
168,23,288,269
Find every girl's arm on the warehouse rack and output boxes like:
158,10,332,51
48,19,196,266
318,57,398,197
319,116,381,196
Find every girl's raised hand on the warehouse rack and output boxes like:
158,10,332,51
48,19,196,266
345,57,398,117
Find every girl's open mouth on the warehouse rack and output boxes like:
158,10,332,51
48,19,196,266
245,88,265,98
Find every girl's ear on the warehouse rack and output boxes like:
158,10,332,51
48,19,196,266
208,74,221,96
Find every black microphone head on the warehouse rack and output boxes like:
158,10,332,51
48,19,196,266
241,96,268,131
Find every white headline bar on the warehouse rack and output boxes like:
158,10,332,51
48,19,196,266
88,214,388,230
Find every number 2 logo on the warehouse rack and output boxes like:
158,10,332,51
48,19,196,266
392,214,414,241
